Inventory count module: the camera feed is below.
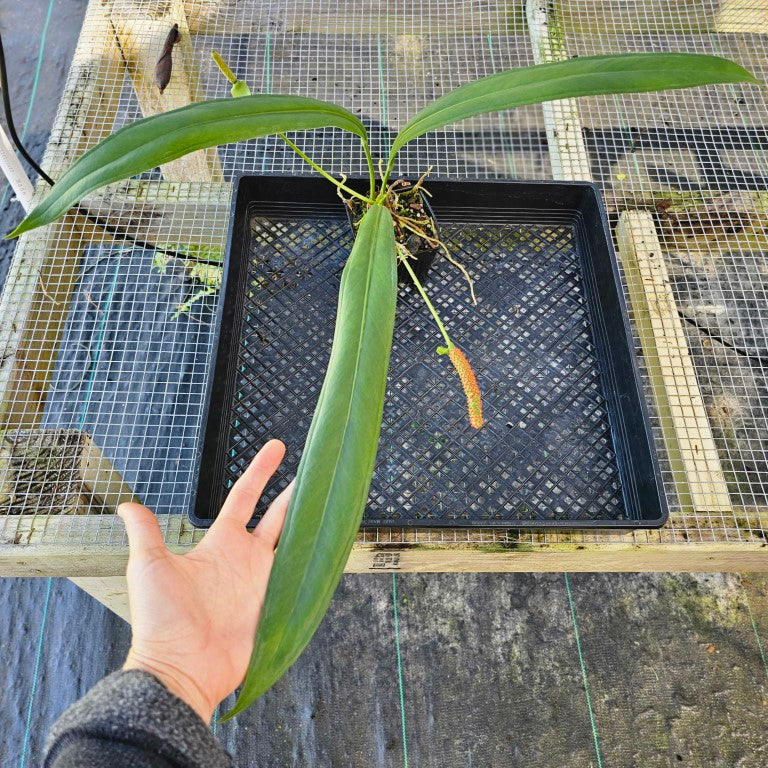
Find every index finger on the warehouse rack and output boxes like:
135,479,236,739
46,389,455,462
213,439,286,527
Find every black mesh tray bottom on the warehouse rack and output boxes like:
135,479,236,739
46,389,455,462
218,212,625,526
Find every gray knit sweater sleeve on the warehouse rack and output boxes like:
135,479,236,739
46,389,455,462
42,669,233,768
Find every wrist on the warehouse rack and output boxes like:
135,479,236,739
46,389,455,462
123,648,215,724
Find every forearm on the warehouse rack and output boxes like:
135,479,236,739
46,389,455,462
43,669,233,768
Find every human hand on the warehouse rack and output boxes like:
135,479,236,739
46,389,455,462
119,439,292,723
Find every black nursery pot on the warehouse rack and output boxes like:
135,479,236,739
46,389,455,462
344,184,440,284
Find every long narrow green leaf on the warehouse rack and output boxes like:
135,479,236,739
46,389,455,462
387,53,759,168
9,95,370,237
222,205,397,719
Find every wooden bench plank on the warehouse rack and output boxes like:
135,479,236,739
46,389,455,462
1,538,766,578
45,0,126,176
716,0,768,33
108,0,224,182
617,211,734,513
526,0,593,180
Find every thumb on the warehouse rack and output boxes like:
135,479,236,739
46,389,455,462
118,502,166,556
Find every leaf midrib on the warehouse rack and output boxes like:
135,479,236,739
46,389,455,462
258,208,386,671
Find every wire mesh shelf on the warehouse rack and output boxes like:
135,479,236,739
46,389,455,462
1,0,767,555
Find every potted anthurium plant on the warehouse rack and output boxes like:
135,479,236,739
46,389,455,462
10,52,757,716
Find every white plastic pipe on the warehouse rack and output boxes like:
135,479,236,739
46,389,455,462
0,123,33,211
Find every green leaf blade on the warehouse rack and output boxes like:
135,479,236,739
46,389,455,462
388,53,759,164
222,205,397,719
9,95,370,237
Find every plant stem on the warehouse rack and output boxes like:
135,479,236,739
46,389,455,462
278,134,373,204
364,146,376,200
399,250,452,349
211,51,375,201
379,155,397,193
212,51,238,84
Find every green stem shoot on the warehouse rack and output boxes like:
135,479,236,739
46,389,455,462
398,247,452,349
212,50,375,199
278,134,373,204
212,51,238,84
364,145,377,200
379,154,397,193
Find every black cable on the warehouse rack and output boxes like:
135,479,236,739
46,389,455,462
0,31,223,266
0,34,54,185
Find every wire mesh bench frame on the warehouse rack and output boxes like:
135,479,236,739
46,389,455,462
0,0,766,619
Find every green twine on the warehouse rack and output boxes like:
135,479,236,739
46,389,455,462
20,577,53,768
377,35,390,157
564,573,604,768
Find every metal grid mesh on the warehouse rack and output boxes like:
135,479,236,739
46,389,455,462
1,0,767,549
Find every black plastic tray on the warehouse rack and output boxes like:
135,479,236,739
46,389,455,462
190,175,667,529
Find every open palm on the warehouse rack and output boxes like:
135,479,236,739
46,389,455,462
120,439,292,723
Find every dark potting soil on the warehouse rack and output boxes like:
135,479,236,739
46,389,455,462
346,183,441,283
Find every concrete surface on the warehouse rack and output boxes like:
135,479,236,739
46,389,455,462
2,573,768,767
